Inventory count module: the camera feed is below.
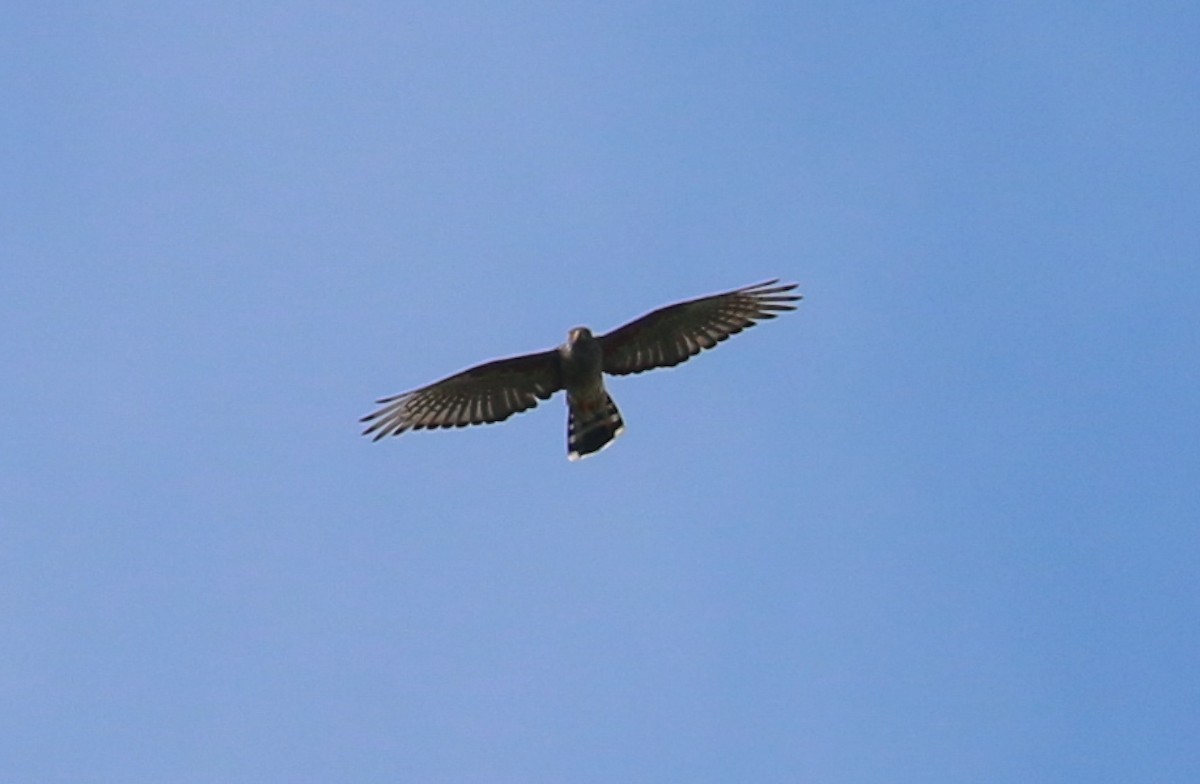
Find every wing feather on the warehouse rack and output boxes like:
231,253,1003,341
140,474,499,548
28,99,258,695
600,280,801,376
360,349,562,440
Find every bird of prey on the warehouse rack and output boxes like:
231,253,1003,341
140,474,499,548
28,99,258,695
361,279,801,460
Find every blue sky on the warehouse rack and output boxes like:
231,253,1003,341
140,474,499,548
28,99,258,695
3,2,1198,781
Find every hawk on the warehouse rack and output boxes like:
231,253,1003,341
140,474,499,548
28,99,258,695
361,279,801,460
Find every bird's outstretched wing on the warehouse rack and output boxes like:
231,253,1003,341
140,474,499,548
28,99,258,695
600,279,801,376
360,350,563,440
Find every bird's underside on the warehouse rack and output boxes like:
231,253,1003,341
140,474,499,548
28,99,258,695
361,279,801,459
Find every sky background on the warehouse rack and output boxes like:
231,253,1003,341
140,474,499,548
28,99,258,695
3,2,1198,782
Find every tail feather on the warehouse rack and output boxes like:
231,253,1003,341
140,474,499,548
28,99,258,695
567,393,625,461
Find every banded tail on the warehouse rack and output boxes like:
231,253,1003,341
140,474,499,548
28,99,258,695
567,392,625,461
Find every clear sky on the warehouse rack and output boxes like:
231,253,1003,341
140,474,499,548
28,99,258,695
4,3,1198,782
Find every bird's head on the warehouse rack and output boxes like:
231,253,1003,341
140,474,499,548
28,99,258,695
568,326,593,344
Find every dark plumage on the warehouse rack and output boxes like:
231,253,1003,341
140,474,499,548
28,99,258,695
361,279,801,459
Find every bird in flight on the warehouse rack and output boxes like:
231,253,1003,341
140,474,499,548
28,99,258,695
361,279,801,460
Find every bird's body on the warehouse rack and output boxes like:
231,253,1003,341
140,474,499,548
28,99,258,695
361,279,800,460
558,327,625,459
559,327,604,391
